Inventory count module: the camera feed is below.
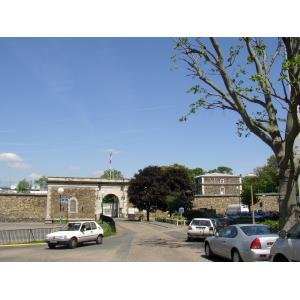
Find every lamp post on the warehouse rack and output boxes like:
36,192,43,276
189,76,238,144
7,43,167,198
247,174,257,224
58,187,64,224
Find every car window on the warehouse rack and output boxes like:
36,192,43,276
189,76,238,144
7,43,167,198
288,222,300,239
91,222,97,230
60,223,81,231
219,226,237,238
82,222,91,231
191,220,211,227
240,225,273,236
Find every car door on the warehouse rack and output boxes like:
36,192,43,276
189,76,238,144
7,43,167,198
287,222,300,261
210,228,228,256
216,226,236,259
90,222,98,240
84,222,93,242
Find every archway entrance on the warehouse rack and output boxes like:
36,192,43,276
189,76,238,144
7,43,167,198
102,194,119,218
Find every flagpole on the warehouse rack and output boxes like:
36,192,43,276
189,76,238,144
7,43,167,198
109,152,112,180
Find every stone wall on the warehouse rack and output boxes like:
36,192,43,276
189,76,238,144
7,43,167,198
48,186,98,221
0,193,47,222
193,193,280,214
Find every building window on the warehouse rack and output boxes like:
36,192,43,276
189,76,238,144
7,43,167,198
220,186,225,195
69,197,78,213
220,179,224,184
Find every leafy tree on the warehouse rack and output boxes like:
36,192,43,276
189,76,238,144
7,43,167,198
241,186,260,211
162,166,194,215
34,176,48,190
161,163,204,189
128,166,169,221
174,37,300,230
100,169,124,180
254,155,279,193
16,179,31,193
103,194,118,203
208,166,233,174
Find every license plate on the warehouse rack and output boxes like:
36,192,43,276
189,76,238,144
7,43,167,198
50,240,58,244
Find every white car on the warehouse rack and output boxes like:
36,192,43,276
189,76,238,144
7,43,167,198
187,218,215,241
45,221,104,249
270,221,300,262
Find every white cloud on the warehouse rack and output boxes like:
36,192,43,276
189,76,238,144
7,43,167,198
94,170,104,177
0,152,23,162
9,162,32,169
29,173,42,179
101,149,121,155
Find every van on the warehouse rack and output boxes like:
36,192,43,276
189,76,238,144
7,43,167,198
226,204,249,216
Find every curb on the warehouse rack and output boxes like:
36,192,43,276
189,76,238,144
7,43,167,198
0,242,47,247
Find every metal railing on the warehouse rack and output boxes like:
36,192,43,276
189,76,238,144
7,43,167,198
154,217,187,226
0,227,61,245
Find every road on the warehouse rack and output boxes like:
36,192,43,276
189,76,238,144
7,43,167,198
0,219,216,262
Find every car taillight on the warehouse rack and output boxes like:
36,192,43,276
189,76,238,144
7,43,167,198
250,238,261,249
188,226,192,230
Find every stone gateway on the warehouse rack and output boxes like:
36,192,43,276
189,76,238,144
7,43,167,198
46,177,130,222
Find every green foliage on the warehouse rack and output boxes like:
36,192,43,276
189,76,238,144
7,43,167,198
240,185,260,209
100,169,124,180
257,220,279,232
97,221,116,237
128,165,194,220
208,166,233,174
103,194,118,203
34,176,47,189
128,166,169,220
16,179,31,193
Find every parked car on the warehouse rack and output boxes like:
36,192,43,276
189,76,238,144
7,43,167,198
270,221,300,262
211,217,234,232
45,221,104,249
204,224,278,262
187,218,215,241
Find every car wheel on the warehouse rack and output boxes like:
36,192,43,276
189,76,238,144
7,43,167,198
205,243,213,258
69,238,78,249
96,235,103,244
274,254,289,262
232,249,242,262
48,243,56,249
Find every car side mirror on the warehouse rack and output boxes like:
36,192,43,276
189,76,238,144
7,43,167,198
215,232,219,237
81,228,86,233
279,230,287,239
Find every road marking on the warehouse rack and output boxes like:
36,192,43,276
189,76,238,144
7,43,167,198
0,242,46,247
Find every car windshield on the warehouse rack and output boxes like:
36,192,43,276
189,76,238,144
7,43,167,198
240,225,273,236
60,223,81,231
191,220,211,226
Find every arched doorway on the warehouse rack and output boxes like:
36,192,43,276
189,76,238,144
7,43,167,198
102,194,119,218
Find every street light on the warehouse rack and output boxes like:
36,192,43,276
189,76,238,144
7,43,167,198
58,187,64,224
247,174,257,224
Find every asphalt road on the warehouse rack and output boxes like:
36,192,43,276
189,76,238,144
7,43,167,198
0,219,218,262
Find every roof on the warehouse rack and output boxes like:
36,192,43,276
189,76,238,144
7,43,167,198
195,173,241,178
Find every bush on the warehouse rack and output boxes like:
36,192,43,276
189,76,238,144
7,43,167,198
257,219,279,232
97,221,116,237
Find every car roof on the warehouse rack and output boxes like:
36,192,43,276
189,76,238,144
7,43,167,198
191,218,212,221
233,224,269,227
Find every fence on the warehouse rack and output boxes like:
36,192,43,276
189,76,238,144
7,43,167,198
154,217,187,226
0,227,61,245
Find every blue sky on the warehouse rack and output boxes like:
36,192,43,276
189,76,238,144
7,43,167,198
0,38,275,185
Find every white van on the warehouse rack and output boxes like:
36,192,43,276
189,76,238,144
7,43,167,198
226,204,249,216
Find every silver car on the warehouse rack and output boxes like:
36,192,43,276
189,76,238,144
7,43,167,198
270,221,300,262
187,218,215,241
204,224,278,262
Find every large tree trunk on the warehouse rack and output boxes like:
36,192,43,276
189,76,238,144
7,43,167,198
146,209,150,221
278,164,298,230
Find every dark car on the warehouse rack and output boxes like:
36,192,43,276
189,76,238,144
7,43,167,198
212,217,235,232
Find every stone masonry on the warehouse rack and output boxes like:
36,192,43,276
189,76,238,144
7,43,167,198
0,193,47,222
